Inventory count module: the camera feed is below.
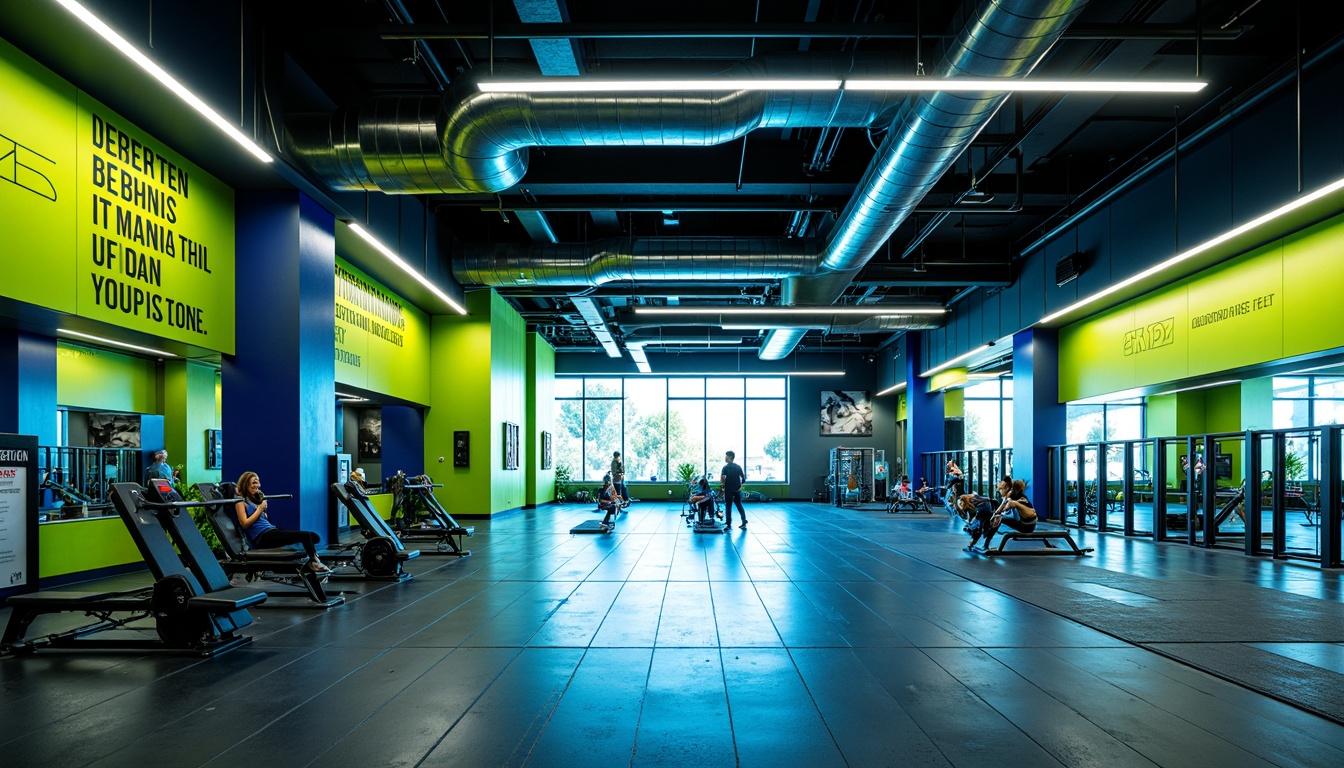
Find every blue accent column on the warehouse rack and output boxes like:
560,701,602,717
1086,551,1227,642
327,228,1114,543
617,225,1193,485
905,332,945,481
1012,327,1065,509
140,415,164,483
381,405,425,479
224,192,335,539
0,331,58,443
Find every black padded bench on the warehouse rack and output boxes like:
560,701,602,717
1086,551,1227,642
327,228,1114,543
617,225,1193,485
3,481,266,656
888,496,929,514
387,474,473,556
984,528,1094,556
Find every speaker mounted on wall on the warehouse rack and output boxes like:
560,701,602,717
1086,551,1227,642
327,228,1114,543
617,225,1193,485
1055,252,1085,287
453,430,469,468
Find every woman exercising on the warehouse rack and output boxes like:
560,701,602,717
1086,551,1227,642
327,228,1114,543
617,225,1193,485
234,471,330,572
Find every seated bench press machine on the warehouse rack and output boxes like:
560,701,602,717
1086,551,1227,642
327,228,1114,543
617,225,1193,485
196,483,409,597
331,480,442,567
2,480,266,656
386,473,474,556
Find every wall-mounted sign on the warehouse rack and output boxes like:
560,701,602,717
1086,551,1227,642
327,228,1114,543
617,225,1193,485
0,38,236,353
334,256,429,404
0,434,39,600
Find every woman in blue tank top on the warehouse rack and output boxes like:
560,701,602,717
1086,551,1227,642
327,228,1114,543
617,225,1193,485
235,471,329,572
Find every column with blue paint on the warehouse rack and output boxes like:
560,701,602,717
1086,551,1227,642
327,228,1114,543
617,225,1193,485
1012,327,1065,511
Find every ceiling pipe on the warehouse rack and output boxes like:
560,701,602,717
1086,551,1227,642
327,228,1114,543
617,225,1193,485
758,0,1089,360
289,52,909,195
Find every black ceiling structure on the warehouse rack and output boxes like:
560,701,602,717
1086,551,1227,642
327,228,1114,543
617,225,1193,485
237,1,1338,357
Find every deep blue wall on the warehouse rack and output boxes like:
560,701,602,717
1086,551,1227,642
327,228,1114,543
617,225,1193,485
224,191,335,539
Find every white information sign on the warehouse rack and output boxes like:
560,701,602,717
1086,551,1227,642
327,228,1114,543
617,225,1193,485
0,465,28,588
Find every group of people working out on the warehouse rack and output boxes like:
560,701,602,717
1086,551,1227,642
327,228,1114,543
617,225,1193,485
956,472,1038,551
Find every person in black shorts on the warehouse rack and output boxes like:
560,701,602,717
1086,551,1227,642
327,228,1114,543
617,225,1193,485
720,450,747,529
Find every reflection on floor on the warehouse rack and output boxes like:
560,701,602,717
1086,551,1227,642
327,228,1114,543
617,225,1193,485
2,501,1342,767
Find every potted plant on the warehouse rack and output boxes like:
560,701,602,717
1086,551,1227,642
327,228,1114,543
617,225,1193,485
554,463,572,502
676,462,698,485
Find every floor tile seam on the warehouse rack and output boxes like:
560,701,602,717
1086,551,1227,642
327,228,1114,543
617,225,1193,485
103,643,411,767
919,648,1161,768
1026,644,1344,746
817,521,1313,709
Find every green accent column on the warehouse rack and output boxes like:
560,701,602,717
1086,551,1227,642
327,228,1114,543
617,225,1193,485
943,388,965,418
427,290,529,517
527,333,556,507
163,360,221,487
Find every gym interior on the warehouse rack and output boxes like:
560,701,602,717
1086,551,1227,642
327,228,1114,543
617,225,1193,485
2,1,1344,766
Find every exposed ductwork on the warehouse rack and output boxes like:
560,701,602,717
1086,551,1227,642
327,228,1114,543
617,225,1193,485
289,53,909,195
617,313,944,333
289,0,1086,359
758,0,1089,359
454,238,822,287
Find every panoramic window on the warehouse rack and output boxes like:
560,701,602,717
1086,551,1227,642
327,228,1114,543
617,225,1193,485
963,378,1013,449
555,376,788,482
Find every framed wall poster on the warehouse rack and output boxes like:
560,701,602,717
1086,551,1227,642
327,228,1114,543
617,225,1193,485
358,409,382,462
88,413,142,448
820,390,874,436
504,422,521,470
541,431,552,470
205,429,222,470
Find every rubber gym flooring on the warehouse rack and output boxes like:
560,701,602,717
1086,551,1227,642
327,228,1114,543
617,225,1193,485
2,501,1342,767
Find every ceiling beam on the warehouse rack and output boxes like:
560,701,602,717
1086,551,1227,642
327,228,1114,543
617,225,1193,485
381,22,1244,42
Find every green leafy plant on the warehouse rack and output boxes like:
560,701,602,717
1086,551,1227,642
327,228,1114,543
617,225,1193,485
676,463,698,485
1284,451,1307,481
173,464,223,553
554,463,573,502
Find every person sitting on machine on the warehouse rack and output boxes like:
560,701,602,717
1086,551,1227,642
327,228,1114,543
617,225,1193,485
689,477,716,524
916,477,938,504
234,471,331,572
597,474,620,528
897,475,912,498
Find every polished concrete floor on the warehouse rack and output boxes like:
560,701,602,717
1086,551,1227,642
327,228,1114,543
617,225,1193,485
2,501,1343,768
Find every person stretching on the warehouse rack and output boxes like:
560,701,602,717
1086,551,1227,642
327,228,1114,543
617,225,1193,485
234,471,330,572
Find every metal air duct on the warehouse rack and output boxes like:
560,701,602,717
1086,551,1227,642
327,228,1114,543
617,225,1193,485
758,0,1089,359
289,53,909,195
454,238,822,287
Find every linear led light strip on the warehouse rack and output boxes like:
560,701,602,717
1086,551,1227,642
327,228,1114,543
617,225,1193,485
625,339,741,373
876,381,907,396
335,391,369,402
53,0,273,163
59,329,176,357
348,224,466,315
635,306,946,315
1039,174,1344,325
479,78,1207,94
922,344,991,378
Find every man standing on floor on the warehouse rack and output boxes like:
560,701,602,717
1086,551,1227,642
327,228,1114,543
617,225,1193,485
720,450,747,529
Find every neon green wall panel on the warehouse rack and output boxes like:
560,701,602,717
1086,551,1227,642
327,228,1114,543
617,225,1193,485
334,257,429,404
1283,217,1342,358
57,342,157,412
0,37,77,313
943,388,964,418
527,333,556,506
490,291,528,513
428,299,492,515
39,517,142,578
164,360,221,485
0,39,236,352
1062,211,1344,401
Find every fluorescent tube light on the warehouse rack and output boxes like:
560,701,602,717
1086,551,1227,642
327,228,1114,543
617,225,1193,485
479,78,842,92
478,77,1206,95
53,0,273,163
876,382,907,396
845,78,1207,93
628,338,743,346
348,223,467,315
787,371,846,376
58,329,176,357
922,344,991,378
635,306,946,316
335,391,369,402
1039,174,1344,325
1151,379,1239,396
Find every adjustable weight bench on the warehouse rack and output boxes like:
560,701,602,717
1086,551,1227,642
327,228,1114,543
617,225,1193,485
3,481,266,656
331,481,430,571
983,528,1094,556
387,473,473,556
190,483,349,605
